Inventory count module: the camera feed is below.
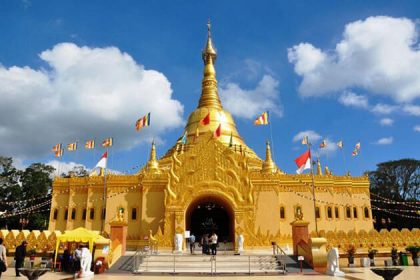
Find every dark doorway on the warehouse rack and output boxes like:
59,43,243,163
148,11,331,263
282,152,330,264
186,198,233,243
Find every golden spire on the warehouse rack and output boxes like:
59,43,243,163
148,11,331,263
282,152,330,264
198,19,222,110
262,141,277,173
316,158,323,175
147,140,160,173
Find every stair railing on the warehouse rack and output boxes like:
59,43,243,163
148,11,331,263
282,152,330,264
272,242,287,273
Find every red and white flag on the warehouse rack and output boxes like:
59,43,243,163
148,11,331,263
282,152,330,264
95,152,108,169
295,150,311,174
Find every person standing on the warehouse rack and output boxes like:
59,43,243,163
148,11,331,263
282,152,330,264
189,233,196,254
14,241,27,277
210,232,218,255
73,245,82,273
0,238,8,279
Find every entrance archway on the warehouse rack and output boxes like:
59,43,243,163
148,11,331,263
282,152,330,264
185,195,234,243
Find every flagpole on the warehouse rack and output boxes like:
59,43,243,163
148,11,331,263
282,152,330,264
308,141,319,237
268,112,275,162
100,148,108,235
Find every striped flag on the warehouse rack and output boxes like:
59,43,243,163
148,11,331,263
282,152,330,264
67,142,77,151
301,136,309,145
319,139,327,149
352,148,359,156
55,149,63,158
337,140,343,149
85,140,95,149
136,112,151,131
355,142,361,150
52,143,62,153
254,111,269,125
102,138,113,147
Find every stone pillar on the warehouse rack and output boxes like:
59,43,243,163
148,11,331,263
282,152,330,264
110,221,128,256
290,219,310,256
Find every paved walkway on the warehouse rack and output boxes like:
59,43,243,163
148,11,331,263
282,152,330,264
1,266,418,279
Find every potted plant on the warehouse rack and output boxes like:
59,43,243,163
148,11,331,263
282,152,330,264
406,245,419,266
391,247,398,266
346,244,356,266
368,248,378,266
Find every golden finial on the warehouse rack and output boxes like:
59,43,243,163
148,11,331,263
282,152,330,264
325,165,332,176
199,19,221,110
262,141,277,173
316,158,323,175
147,140,160,173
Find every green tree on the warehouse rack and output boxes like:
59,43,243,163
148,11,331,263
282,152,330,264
20,163,55,229
369,159,420,230
61,165,89,178
0,158,55,230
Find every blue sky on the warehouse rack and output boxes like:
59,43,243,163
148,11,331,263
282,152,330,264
0,0,419,176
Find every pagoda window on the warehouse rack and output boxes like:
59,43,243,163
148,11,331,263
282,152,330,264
131,208,137,220
327,207,332,219
315,207,321,219
90,208,95,220
364,207,370,218
53,209,58,220
335,207,340,219
71,208,76,220
353,207,358,219
346,206,351,219
64,209,68,220
280,206,285,219
82,208,87,220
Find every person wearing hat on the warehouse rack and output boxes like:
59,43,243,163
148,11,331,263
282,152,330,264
14,241,27,277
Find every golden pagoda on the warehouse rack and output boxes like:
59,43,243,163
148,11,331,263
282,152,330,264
49,22,373,249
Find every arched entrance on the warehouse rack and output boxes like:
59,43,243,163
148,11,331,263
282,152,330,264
185,195,234,243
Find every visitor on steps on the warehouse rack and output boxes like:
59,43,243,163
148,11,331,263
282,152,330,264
201,234,209,255
14,241,27,277
210,232,218,255
189,233,196,254
0,238,8,279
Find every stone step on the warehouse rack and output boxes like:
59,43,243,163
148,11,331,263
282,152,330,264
134,254,285,275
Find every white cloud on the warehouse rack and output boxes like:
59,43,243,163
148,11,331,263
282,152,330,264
288,16,420,103
414,125,420,132
374,137,394,145
371,103,399,115
403,105,420,116
292,130,322,143
379,118,394,126
220,75,282,119
0,43,184,160
338,91,369,108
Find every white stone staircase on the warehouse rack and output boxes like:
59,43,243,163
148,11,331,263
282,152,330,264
133,254,286,275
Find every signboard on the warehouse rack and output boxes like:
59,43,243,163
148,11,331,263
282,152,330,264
184,230,190,238
298,256,304,261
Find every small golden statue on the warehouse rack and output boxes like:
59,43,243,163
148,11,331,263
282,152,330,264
117,207,125,222
295,207,303,220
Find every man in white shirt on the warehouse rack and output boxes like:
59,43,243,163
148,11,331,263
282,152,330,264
210,232,218,255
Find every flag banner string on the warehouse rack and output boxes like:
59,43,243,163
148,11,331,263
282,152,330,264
0,199,52,218
259,173,420,219
287,175,420,209
0,193,53,206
